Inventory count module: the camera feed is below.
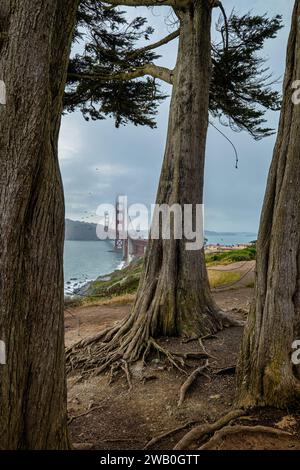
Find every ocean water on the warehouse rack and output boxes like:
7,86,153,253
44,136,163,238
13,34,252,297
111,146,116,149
64,240,123,295
64,233,257,294
205,232,257,246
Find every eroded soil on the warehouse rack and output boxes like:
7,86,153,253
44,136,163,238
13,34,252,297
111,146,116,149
66,274,300,450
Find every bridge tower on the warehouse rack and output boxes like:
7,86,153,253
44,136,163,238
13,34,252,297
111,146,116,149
104,211,109,233
115,195,126,251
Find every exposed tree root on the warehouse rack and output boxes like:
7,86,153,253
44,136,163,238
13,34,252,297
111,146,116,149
68,403,105,425
182,334,218,344
177,360,209,407
201,334,218,340
72,443,94,450
121,360,132,391
66,305,242,380
217,310,245,327
66,328,192,378
174,407,294,450
199,424,292,450
198,337,217,359
213,365,236,375
182,335,217,360
173,409,246,450
108,362,120,385
147,338,186,374
144,420,198,450
182,336,200,344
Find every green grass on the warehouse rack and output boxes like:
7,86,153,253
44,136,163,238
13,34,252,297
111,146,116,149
65,257,144,307
208,270,241,288
205,247,256,267
65,247,256,307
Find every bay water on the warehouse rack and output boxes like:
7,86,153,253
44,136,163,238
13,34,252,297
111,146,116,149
64,232,257,294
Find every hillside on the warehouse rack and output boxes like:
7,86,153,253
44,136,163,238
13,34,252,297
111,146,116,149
65,219,99,241
65,219,257,244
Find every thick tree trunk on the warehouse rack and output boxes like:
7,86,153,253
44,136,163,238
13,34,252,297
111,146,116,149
0,0,78,449
237,0,300,408
129,1,220,339
67,1,228,375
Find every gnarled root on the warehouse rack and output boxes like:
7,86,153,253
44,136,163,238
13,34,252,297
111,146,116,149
66,319,204,379
174,409,245,450
212,365,236,375
144,420,198,450
217,310,245,327
177,360,209,407
66,313,145,377
199,424,293,450
174,408,294,450
66,304,240,380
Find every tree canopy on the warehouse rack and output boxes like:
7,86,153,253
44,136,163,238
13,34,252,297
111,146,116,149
66,0,166,127
65,1,283,139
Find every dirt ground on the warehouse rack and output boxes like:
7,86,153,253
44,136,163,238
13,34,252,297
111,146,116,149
66,263,300,450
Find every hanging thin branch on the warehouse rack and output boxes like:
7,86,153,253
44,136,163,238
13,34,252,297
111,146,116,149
209,120,239,169
213,1,229,51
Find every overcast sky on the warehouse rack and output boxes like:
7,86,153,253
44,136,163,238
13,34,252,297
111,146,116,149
59,0,294,233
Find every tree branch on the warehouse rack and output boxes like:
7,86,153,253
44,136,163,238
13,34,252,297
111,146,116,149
103,0,174,6
212,1,229,50
68,63,174,84
127,29,180,59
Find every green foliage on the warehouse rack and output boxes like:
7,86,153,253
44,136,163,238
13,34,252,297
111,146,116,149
210,12,283,139
208,270,241,288
81,257,144,298
65,1,166,127
67,248,256,304
66,3,283,138
205,247,256,266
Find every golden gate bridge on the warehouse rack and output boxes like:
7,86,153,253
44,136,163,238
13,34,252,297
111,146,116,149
104,196,147,263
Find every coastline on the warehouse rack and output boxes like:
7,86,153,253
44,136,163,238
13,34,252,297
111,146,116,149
65,258,126,298
65,243,256,303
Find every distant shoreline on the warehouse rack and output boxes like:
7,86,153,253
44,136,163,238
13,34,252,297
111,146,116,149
205,242,255,252
65,218,257,243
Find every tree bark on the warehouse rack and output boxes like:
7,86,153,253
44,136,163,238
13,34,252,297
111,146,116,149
0,0,78,449
67,0,225,374
129,1,220,339
237,0,300,408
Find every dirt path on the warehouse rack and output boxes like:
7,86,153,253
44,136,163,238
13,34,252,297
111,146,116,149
66,280,300,450
65,261,255,348
208,260,255,290
65,303,131,348
65,289,253,348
